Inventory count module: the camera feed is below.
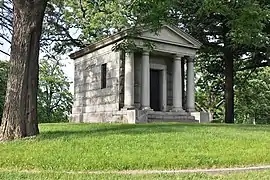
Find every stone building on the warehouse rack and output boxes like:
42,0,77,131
70,25,205,123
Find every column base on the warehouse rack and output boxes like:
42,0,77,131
141,106,153,111
162,108,167,112
187,108,196,112
122,106,135,110
171,107,186,113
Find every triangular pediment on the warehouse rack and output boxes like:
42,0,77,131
70,25,202,59
139,25,202,49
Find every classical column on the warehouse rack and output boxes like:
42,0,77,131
141,51,151,110
181,58,186,109
124,52,134,109
162,68,167,112
187,56,196,112
172,55,185,112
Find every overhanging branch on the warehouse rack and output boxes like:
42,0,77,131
0,49,10,56
238,61,270,71
0,34,11,44
48,21,85,48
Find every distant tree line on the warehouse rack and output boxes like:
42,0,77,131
0,59,73,124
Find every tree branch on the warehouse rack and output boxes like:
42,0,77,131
79,0,86,18
215,100,224,109
48,21,85,48
195,102,207,112
2,3,13,14
238,61,270,71
0,24,13,35
0,13,12,25
0,48,10,56
0,33,11,44
50,97,62,111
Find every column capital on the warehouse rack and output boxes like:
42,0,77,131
125,49,135,53
187,56,196,63
125,51,134,57
142,51,150,56
174,54,185,61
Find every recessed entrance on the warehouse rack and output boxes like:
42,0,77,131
150,69,161,111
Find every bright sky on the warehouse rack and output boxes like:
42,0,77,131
0,42,75,94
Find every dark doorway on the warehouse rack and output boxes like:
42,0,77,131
150,69,161,111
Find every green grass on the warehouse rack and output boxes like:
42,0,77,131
1,123,270,172
1,170,270,180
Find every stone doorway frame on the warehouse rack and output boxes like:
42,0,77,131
150,63,167,112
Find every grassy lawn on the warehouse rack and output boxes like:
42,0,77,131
1,123,270,173
1,170,270,180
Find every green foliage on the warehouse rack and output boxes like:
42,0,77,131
0,60,8,121
61,0,173,45
173,0,269,122
195,52,225,122
235,67,270,124
38,59,73,123
199,0,269,46
64,0,129,42
196,61,270,124
0,59,72,124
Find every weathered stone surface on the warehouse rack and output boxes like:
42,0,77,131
191,112,210,123
72,44,121,123
72,112,117,123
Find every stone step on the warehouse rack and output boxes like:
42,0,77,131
148,115,195,120
148,114,194,119
147,114,195,120
148,119,198,123
148,111,189,116
147,111,197,123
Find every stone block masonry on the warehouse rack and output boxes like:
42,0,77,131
72,44,121,123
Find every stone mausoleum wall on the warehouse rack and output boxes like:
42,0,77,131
72,44,121,123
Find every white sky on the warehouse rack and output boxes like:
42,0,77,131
0,42,75,94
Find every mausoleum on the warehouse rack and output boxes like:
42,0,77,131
70,25,205,123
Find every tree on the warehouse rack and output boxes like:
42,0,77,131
235,67,270,124
60,0,173,45
195,52,225,122
169,0,269,123
0,0,48,140
38,58,73,123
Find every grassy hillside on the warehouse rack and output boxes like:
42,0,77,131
1,123,270,172
1,170,270,180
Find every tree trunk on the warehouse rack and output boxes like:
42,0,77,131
26,31,40,136
0,0,47,140
224,50,234,123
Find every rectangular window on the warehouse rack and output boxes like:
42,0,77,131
101,63,107,89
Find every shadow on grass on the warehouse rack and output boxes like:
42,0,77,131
37,123,270,140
